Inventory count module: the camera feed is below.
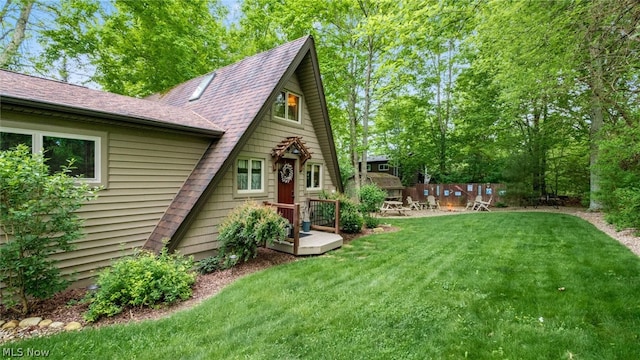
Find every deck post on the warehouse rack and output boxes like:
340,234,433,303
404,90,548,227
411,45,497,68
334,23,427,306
293,203,300,255
334,200,340,234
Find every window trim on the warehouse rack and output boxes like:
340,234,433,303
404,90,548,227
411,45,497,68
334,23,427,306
1,126,102,184
236,157,265,194
273,90,302,124
379,163,389,171
306,163,323,191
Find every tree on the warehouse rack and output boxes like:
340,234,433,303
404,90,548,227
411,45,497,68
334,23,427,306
0,145,97,314
38,0,230,96
0,0,35,68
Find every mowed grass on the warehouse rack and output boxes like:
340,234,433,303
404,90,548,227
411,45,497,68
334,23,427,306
10,212,640,359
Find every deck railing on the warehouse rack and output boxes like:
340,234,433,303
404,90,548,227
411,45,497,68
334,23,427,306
307,198,340,234
263,201,300,255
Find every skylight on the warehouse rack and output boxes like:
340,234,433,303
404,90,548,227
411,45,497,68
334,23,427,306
189,72,216,101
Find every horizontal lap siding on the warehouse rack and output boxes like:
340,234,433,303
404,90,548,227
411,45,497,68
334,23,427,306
178,75,336,260
54,129,209,283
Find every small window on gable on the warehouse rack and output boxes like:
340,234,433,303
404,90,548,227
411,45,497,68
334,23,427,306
273,91,301,123
379,164,389,171
237,158,264,193
306,163,322,190
0,127,101,183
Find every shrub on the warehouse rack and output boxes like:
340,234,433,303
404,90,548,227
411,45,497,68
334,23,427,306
217,201,288,263
84,247,196,322
319,191,363,233
341,209,363,233
358,184,386,214
363,215,380,229
196,256,222,274
0,145,98,314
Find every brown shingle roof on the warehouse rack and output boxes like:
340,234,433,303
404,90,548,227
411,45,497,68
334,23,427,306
0,71,224,136
145,36,315,251
363,172,404,190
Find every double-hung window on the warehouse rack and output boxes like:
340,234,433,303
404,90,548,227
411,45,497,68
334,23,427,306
306,163,322,190
237,158,264,193
273,91,301,123
1,127,101,183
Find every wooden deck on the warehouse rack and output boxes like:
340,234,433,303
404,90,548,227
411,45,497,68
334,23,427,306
268,230,343,255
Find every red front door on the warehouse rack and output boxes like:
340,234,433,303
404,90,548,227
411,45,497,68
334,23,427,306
277,158,296,223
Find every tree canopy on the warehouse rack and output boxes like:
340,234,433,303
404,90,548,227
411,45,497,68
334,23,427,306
2,0,640,226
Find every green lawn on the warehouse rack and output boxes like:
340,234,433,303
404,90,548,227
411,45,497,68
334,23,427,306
8,212,640,359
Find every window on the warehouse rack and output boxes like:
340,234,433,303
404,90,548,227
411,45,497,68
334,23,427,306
379,163,389,171
306,163,322,190
237,158,264,192
273,91,301,123
1,131,32,150
0,128,101,182
366,164,371,171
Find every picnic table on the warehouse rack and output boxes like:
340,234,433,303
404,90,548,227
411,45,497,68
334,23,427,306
380,200,410,216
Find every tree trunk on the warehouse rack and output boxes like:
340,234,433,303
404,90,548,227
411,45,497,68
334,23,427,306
348,55,360,194
360,34,373,194
588,44,605,210
0,0,34,68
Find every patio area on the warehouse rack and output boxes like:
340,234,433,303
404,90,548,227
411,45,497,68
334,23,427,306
268,230,343,255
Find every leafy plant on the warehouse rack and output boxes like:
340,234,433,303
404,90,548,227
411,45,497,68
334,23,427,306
217,201,288,263
319,191,363,233
358,184,386,214
0,145,98,314
196,256,222,274
84,246,196,322
363,215,380,229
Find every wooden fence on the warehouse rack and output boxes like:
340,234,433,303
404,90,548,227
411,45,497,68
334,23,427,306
402,183,506,208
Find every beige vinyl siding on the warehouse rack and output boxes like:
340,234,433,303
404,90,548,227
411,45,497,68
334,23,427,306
178,74,337,259
1,110,210,285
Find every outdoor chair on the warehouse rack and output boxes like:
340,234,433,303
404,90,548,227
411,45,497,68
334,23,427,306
406,196,422,211
426,195,440,211
467,195,483,210
475,196,493,212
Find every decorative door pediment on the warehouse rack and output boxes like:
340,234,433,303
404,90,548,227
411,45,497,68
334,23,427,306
271,136,312,171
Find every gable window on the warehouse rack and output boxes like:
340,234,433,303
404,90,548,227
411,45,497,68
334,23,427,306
237,158,264,192
274,91,301,123
306,163,322,190
379,164,389,171
0,128,101,183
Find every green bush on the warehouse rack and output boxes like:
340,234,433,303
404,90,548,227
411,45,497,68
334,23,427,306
341,209,363,233
196,256,222,274
358,184,386,213
0,145,98,314
319,191,363,233
596,122,640,230
217,201,288,263
84,247,196,322
363,215,380,229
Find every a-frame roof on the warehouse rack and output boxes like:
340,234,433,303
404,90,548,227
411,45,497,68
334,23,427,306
144,35,342,251
0,36,341,253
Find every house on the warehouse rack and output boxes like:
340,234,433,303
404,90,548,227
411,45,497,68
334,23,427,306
358,155,399,177
0,35,343,285
345,172,404,201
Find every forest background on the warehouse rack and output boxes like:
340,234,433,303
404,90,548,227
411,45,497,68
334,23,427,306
2,0,639,229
